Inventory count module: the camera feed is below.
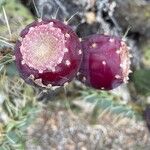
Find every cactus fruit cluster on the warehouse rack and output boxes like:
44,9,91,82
14,19,131,90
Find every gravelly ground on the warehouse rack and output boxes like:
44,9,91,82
26,109,150,150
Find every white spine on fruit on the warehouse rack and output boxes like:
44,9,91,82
65,60,71,66
102,61,106,65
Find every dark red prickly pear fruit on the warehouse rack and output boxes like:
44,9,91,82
77,34,131,90
14,19,82,89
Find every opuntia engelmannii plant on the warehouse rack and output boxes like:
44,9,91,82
77,34,132,90
14,19,82,89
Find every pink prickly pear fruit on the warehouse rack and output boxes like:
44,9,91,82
14,19,82,89
77,34,132,90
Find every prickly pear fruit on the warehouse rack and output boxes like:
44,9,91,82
14,19,82,89
77,34,131,90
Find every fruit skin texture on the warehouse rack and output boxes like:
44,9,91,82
77,34,131,90
14,19,82,89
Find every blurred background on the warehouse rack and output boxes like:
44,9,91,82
0,0,150,149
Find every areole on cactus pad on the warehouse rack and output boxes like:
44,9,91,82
77,34,132,90
14,19,82,89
